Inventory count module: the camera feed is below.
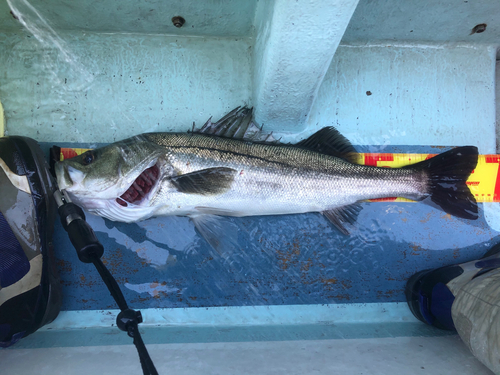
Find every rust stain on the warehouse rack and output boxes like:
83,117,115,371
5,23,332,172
321,278,338,285
431,146,448,150
197,256,214,267
430,145,447,150
56,259,73,272
327,293,351,301
420,213,432,223
301,258,313,272
410,243,422,255
276,239,301,270
131,296,150,304
440,213,453,221
377,289,400,298
341,279,353,289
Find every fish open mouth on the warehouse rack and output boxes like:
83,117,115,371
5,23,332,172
116,164,160,207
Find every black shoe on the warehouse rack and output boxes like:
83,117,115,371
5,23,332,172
405,242,500,331
0,136,62,346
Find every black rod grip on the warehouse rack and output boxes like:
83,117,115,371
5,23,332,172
58,203,104,263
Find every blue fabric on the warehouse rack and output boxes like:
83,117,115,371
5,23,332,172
475,258,500,269
0,323,10,340
0,324,25,347
418,292,434,325
430,282,456,330
0,211,30,288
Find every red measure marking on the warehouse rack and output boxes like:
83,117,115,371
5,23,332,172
369,197,398,202
364,153,394,167
61,148,78,160
485,155,500,201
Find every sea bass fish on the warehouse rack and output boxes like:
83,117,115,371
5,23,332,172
55,107,478,245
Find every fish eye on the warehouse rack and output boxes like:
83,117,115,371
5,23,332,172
82,151,95,166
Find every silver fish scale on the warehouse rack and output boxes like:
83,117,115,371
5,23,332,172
143,133,428,217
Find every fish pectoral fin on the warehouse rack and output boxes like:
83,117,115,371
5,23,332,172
322,203,363,235
170,167,237,196
190,214,239,256
296,127,359,164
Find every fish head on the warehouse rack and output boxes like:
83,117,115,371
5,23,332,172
55,135,166,222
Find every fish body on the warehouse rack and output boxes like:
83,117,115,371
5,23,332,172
137,132,427,217
55,107,478,237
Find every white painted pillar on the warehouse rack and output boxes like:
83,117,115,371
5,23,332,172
252,0,360,132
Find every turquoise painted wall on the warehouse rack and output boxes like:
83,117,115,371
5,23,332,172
0,32,252,142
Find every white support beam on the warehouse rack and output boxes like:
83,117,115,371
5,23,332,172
252,0,360,132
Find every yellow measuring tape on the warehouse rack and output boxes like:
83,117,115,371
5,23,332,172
59,148,500,203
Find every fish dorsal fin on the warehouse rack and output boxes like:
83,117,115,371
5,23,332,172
171,167,237,196
194,108,357,157
296,127,358,163
322,203,363,235
197,107,252,137
194,106,280,144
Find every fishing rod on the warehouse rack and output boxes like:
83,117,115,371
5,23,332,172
54,189,159,375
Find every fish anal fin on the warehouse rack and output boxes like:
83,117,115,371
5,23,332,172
322,203,363,235
190,214,239,256
297,127,359,163
171,167,237,196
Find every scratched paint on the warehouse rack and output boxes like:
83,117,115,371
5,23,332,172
124,282,184,298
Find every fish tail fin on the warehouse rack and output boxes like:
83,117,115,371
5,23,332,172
407,146,479,220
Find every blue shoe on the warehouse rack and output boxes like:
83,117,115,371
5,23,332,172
405,242,500,331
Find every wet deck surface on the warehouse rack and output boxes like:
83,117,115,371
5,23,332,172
52,188,500,310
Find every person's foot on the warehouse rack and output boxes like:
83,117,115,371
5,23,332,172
405,242,500,330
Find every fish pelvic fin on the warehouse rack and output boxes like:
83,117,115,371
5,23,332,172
405,146,479,220
296,127,359,164
190,214,239,256
322,203,363,235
